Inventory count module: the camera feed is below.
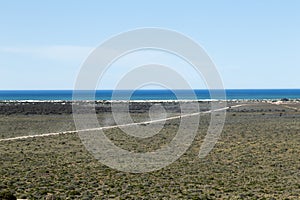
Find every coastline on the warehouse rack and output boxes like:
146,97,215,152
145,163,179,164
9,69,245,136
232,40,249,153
0,98,299,103
0,99,299,116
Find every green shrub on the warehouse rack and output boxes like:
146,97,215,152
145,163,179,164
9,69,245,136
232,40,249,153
0,190,17,200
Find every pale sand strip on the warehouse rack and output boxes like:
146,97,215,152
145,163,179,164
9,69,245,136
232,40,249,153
0,104,244,142
267,101,300,111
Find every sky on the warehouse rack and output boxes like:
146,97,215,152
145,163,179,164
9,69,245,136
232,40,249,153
0,0,299,90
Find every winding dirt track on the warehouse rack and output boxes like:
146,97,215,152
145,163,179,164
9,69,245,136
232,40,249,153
0,104,245,142
268,101,300,111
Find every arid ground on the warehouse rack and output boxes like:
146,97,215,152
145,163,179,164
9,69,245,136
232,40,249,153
0,101,299,199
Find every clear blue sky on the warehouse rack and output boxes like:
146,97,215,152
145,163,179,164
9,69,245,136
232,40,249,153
0,0,299,89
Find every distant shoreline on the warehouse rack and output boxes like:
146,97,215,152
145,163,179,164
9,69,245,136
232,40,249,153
0,99,299,115
0,99,299,103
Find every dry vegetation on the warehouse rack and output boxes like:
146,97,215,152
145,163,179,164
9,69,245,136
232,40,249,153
0,101,299,199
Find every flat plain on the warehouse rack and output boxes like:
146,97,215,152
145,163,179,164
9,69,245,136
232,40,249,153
0,101,299,199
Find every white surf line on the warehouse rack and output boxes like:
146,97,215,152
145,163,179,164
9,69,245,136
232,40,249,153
0,104,244,142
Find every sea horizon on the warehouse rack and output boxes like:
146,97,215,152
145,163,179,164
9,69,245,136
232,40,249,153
0,89,299,101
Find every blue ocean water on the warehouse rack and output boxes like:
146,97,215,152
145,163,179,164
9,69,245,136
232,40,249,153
0,89,299,101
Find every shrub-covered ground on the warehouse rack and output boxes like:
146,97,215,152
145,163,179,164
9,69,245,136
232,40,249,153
0,101,299,199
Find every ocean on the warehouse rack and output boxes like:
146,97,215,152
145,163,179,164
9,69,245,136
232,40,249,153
0,89,299,101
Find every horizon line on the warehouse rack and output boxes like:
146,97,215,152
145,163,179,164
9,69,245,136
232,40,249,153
0,88,299,91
